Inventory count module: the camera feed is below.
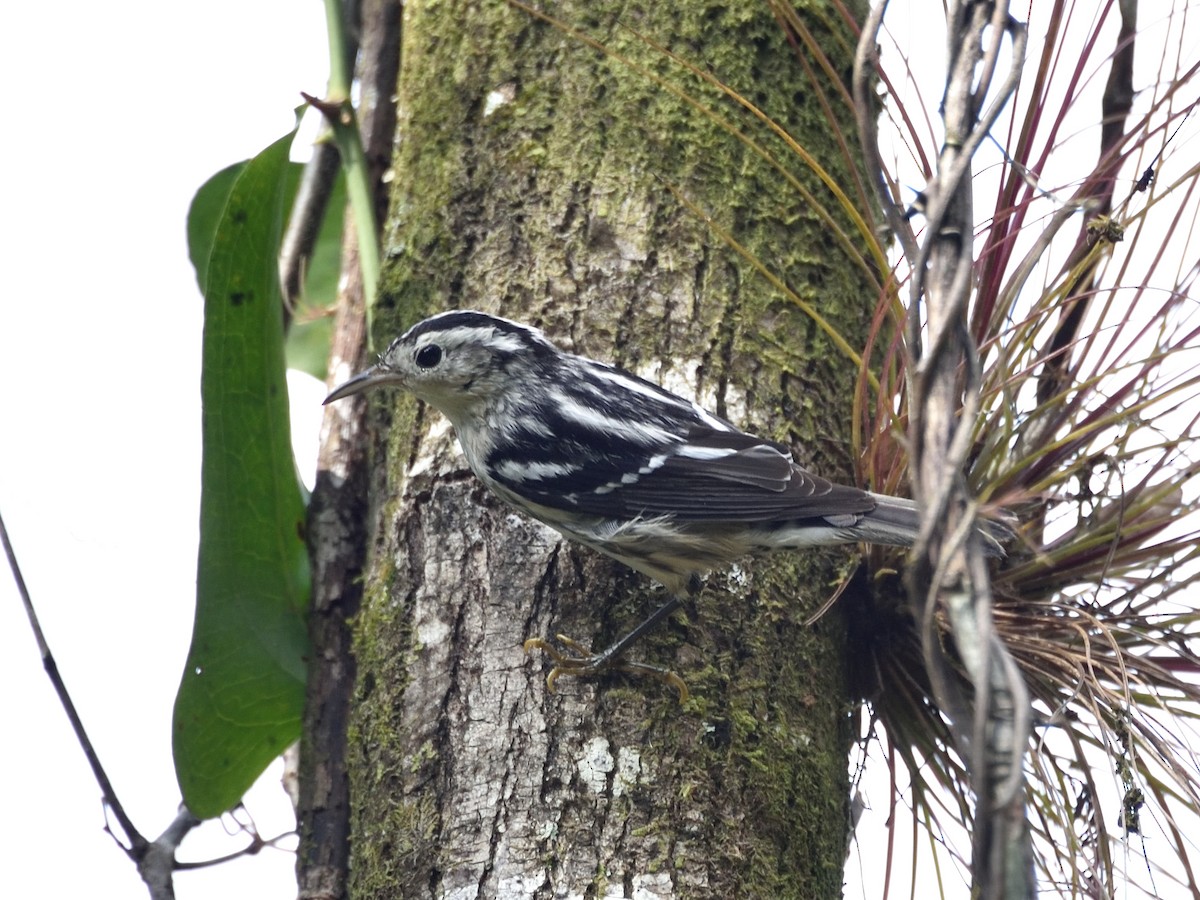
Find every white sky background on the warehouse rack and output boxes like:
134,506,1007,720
0,1,327,897
1,1,1197,899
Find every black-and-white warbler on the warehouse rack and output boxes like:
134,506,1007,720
326,310,1007,690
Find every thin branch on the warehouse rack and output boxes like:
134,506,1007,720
296,0,383,343
173,827,296,870
280,140,343,312
137,808,202,900
854,0,921,277
3,511,278,899
855,3,1035,896
302,92,380,336
1034,0,1137,407
1,508,148,858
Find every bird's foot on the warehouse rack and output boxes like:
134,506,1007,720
523,634,690,702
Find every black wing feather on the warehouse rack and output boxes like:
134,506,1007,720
484,356,877,524
493,422,876,523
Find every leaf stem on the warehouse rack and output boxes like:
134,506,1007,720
313,0,381,343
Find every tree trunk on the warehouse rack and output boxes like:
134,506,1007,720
347,2,871,896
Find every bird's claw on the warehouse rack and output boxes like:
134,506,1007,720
523,634,690,702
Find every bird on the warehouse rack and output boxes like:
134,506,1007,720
325,310,1007,694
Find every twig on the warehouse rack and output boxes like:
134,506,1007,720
1034,1,1137,407
301,92,380,338
3,511,277,899
853,0,921,280
174,828,297,870
1,508,148,857
280,140,343,312
855,3,1034,897
297,0,384,342
137,808,202,900
280,0,368,316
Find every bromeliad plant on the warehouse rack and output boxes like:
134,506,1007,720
618,0,1200,893
543,0,1200,890
840,1,1200,895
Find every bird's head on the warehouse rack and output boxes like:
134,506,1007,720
324,310,557,425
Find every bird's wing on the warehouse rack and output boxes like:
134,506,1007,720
490,423,876,523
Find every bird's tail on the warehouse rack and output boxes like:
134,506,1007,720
855,493,1013,558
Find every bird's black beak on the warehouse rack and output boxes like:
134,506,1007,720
324,365,396,404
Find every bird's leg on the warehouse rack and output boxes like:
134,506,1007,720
524,594,690,701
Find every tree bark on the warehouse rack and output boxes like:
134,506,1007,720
347,2,871,896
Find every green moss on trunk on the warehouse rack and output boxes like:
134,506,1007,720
350,1,872,896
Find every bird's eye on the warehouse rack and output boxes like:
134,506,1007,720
415,344,443,369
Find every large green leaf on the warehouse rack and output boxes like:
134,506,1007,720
174,130,311,819
186,161,245,293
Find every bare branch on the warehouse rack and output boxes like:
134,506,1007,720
137,808,202,900
280,140,343,313
1,509,148,858
296,2,401,898
853,0,921,276
1035,1,1137,407
856,3,1034,896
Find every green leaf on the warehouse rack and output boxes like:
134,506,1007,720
186,162,245,294
175,130,311,819
285,310,336,381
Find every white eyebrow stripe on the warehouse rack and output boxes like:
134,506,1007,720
477,332,528,354
436,327,528,354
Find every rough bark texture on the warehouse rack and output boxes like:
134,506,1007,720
301,235,369,900
350,2,871,896
299,2,402,897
